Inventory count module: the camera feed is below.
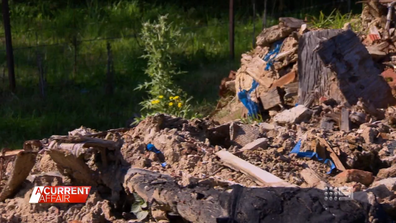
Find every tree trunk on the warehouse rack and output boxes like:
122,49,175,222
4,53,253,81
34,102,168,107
298,29,396,108
123,168,390,223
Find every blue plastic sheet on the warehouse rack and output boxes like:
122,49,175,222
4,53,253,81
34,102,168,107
263,39,284,71
146,143,167,167
238,40,284,118
238,80,260,118
290,140,336,174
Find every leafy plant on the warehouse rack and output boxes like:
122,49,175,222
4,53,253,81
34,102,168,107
240,113,264,125
309,9,359,30
131,193,149,221
135,14,193,118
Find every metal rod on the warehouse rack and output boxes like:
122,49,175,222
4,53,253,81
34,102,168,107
385,1,396,39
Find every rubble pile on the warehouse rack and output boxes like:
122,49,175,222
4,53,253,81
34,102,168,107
3,0,396,222
0,116,394,222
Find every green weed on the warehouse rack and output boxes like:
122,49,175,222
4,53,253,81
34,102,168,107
309,9,360,30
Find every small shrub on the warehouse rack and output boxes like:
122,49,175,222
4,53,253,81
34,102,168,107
135,14,193,119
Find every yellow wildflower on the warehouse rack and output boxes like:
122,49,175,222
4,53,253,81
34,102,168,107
151,99,160,104
169,96,174,100
158,95,164,99
178,102,182,108
169,102,174,106
173,96,180,100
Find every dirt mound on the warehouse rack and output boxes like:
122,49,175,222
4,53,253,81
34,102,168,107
0,114,394,222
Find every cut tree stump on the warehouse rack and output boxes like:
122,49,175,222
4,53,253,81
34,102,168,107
298,29,343,107
298,29,396,108
317,29,396,108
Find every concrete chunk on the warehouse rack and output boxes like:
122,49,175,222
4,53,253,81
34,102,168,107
274,105,312,124
240,138,268,152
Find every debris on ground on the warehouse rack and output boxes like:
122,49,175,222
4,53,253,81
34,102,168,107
4,1,396,222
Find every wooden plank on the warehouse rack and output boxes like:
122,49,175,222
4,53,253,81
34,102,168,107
260,87,283,110
269,71,296,90
239,138,268,152
2,149,22,158
317,29,396,108
311,139,326,160
315,136,346,171
216,150,295,187
341,108,351,132
245,56,273,89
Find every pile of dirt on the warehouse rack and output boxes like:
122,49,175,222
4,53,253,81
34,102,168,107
0,113,394,222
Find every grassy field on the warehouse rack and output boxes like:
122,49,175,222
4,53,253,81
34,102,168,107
0,1,282,149
0,0,359,149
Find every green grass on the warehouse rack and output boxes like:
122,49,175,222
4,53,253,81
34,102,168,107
0,1,358,149
308,9,362,31
0,1,278,149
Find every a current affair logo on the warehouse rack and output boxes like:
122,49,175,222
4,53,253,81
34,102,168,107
29,186,91,203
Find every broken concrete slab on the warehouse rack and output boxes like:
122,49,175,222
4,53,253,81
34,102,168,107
300,168,329,189
239,138,268,152
378,164,396,178
256,25,293,47
361,125,379,144
259,122,275,131
274,105,312,124
372,177,396,191
229,122,261,147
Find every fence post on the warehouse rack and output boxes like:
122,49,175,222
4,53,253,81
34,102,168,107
2,0,16,92
262,0,268,29
37,50,46,99
73,36,78,79
106,41,114,95
252,0,256,48
229,0,235,60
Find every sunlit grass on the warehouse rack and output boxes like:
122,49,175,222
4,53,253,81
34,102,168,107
0,1,280,149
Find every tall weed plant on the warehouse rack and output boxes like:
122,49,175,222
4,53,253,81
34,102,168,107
135,15,193,119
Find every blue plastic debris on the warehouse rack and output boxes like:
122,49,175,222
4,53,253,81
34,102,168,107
290,140,336,174
146,143,167,167
147,143,161,154
263,39,284,71
238,80,260,118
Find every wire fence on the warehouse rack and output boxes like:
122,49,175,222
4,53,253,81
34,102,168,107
0,1,359,95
